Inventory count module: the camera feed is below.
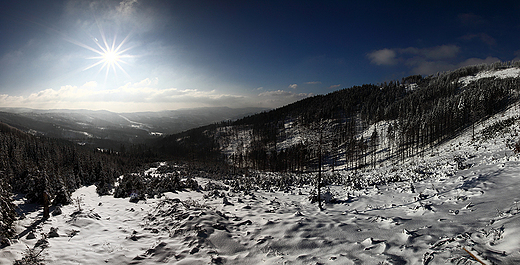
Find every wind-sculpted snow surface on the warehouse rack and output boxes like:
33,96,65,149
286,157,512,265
3,105,520,264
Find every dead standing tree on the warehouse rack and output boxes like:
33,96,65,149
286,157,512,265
300,119,333,210
317,129,323,210
312,119,331,211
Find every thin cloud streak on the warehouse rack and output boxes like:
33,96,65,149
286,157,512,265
368,44,501,75
367,48,397,65
256,90,312,108
0,79,312,112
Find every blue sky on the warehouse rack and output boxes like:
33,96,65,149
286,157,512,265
0,0,518,112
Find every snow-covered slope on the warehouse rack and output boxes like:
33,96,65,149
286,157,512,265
459,67,520,86
3,104,520,264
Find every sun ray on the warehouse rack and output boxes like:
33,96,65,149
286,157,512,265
81,31,134,80
14,11,136,84
59,16,137,81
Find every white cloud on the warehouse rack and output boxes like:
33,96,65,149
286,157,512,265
64,0,166,36
408,61,453,75
461,33,496,46
457,56,500,68
407,56,501,75
367,48,397,65
398,45,460,60
288,83,298,89
369,45,460,67
116,0,139,16
423,45,460,60
369,44,503,75
0,75,316,112
304,81,321,85
256,90,312,108
0,78,251,112
328,84,341,89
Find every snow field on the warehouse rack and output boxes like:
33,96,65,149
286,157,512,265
2,102,520,264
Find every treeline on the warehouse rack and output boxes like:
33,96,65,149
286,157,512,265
0,122,149,245
154,123,223,162
158,62,520,173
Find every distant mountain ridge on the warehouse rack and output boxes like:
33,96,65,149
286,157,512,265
0,107,267,149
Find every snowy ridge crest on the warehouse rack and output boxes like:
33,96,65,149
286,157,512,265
459,67,520,86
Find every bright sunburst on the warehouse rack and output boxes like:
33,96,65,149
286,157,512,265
102,50,120,64
83,34,133,79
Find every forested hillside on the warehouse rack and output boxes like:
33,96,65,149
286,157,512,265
157,62,520,173
0,122,148,246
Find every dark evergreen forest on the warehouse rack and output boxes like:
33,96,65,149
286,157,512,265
157,62,520,173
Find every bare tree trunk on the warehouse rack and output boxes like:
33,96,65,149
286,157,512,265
43,191,50,219
317,131,323,211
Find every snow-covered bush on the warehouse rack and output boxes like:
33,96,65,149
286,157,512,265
114,172,199,199
203,180,229,191
114,173,145,199
13,245,46,265
309,187,337,204
53,182,72,205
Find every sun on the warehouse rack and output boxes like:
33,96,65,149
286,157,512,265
61,21,136,80
82,33,134,79
102,50,120,64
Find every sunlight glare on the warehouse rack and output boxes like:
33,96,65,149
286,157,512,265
103,50,119,64
81,30,134,80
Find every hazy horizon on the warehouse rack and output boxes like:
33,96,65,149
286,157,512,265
0,105,268,114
